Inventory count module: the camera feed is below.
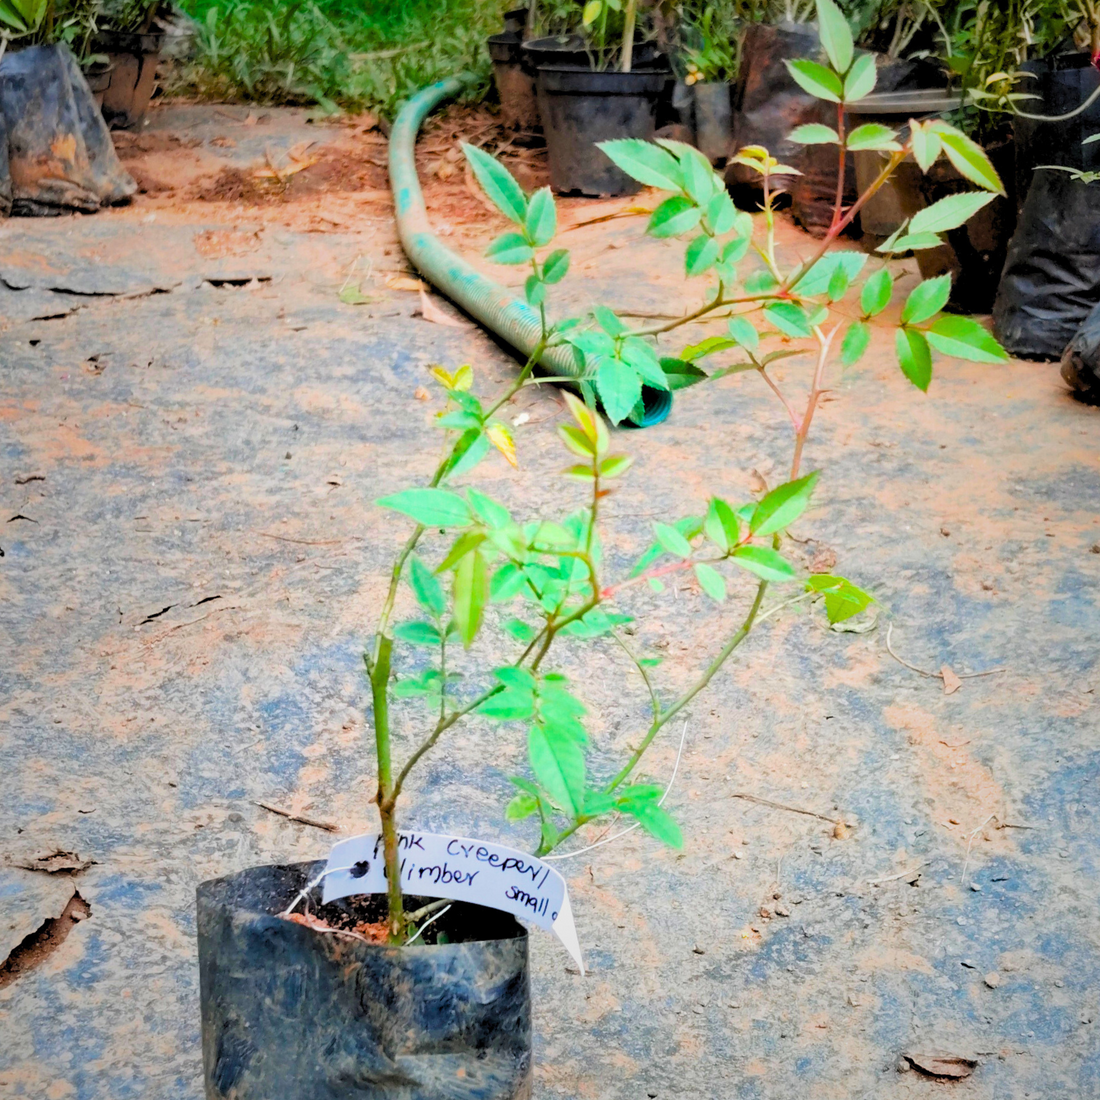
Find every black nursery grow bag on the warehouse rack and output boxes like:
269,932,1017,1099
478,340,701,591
197,861,532,1100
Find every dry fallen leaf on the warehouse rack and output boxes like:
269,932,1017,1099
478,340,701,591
941,665,962,695
339,284,377,306
903,1053,976,1079
748,469,768,494
385,273,425,292
12,850,96,874
417,287,467,328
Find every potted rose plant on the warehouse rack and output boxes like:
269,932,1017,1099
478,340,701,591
195,4,1009,1097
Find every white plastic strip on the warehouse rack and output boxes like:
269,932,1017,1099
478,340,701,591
321,830,584,974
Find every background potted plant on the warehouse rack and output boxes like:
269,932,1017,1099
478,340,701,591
522,0,672,195
488,5,541,134
195,5,1010,1096
94,0,165,128
678,0,741,162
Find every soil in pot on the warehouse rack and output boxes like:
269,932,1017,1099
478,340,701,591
537,65,669,196
97,31,162,130
197,860,532,1100
489,33,540,134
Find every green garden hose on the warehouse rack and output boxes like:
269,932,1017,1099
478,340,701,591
388,76,673,427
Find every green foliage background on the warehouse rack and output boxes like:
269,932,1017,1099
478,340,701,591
173,0,506,116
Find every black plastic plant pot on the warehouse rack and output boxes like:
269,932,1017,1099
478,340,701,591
537,66,668,196
522,35,665,73
197,861,532,1100
489,33,540,133
502,7,528,35
93,30,163,130
692,82,732,163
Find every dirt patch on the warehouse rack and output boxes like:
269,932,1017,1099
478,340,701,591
112,131,202,159
193,228,264,259
284,910,389,944
0,892,91,990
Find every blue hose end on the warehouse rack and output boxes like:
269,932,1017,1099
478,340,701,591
630,386,674,427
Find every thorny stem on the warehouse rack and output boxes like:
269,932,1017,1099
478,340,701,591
791,324,838,481
830,103,848,236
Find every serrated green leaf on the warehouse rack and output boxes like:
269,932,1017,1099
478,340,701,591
793,251,867,297
806,574,874,623
594,304,627,336
486,232,534,265
902,274,952,325
751,472,819,536
617,787,683,848
491,561,527,602
525,275,545,305
462,143,528,224
599,138,684,191
828,264,850,301
503,617,537,642
843,51,877,102
600,453,634,478
694,562,727,602
816,0,853,74
731,545,797,582
727,315,760,352
704,190,737,235
910,192,996,235
685,234,720,277
377,488,472,528
437,530,488,574
525,186,557,246
786,59,844,103
879,231,944,253
654,521,694,558
933,125,1005,194
620,337,670,390
841,321,872,366
926,315,1009,363
543,248,570,283
410,555,446,615
789,123,840,145
704,497,740,553
861,267,893,316
596,355,642,426
910,123,942,172
895,327,933,392
846,123,901,152
764,301,813,338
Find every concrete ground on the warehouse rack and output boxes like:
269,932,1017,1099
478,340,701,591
1,103,1098,1099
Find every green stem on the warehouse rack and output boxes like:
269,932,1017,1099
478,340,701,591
621,0,636,73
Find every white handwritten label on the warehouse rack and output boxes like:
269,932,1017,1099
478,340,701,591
321,830,584,974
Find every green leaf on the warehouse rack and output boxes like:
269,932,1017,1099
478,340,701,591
620,338,671,390
926,315,1009,364
793,252,867,297
789,123,840,145
731,545,797,582
704,190,737,235
895,328,933,392
632,516,701,576
479,688,536,721
600,453,634,478
842,51,877,102
467,488,511,528
410,555,446,615
447,429,490,479
744,269,779,294
902,274,952,325
596,356,642,426
751,472,819,536
491,561,527,601
594,304,627,336
816,0,853,74
452,548,489,647
582,0,601,23
559,424,595,458
542,248,571,284
462,143,529,224
685,234,720,277
503,617,537,642
437,531,487,574
393,621,443,645
599,139,684,191
694,562,727,602
841,321,871,366
910,124,942,172
806,574,874,624
660,357,709,388
583,790,617,817
617,787,683,848
654,521,694,559
681,335,739,361
525,187,557,247
728,316,760,352
931,124,1005,194
861,267,893,316
786,59,844,104
528,721,585,817
377,488,472,528
648,195,702,238
846,123,901,152
676,144,719,205
486,232,534,265
764,302,813,338
910,192,996,236
505,792,539,821
525,275,546,306
878,231,945,253
704,497,740,552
